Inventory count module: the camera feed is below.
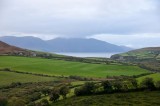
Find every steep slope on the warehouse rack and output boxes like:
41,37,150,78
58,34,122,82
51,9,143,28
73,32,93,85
0,41,25,54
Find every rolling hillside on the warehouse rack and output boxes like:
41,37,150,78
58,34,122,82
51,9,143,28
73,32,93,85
111,47,160,60
111,47,160,72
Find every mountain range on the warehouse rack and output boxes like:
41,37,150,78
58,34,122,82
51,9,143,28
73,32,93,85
0,36,132,53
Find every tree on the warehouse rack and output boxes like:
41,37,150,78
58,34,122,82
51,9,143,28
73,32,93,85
75,82,95,96
84,82,95,94
140,77,155,90
101,81,113,93
49,88,60,102
59,86,70,99
113,81,123,92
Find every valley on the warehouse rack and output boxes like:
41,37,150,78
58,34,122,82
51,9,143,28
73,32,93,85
0,41,160,106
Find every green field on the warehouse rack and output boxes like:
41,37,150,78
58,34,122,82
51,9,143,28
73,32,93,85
0,71,56,86
0,56,149,77
52,91,160,106
137,73,160,82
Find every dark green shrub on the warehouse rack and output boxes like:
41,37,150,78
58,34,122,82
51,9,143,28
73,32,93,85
59,86,70,99
101,81,113,93
75,82,95,96
29,92,41,101
49,88,60,102
113,81,123,92
41,87,50,96
130,78,138,89
140,77,155,90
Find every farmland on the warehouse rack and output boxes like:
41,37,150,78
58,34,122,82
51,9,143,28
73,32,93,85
0,55,159,106
0,56,149,78
0,71,57,86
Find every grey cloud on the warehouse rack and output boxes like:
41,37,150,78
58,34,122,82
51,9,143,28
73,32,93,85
0,0,160,38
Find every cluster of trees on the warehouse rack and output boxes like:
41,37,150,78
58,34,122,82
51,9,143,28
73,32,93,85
0,85,70,106
74,78,160,96
49,86,70,102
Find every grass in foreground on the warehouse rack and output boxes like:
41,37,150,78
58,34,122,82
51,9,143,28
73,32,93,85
0,56,149,77
0,71,56,86
52,91,160,106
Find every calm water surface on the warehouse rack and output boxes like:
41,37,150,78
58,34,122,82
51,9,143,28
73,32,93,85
55,52,121,58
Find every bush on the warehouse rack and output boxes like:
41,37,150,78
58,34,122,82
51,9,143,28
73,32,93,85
49,88,60,102
29,92,41,101
140,77,155,90
41,87,50,96
59,86,70,99
112,81,123,92
130,78,138,89
101,81,113,93
75,82,96,96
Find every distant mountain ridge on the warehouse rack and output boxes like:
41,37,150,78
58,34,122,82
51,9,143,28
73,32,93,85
0,36,132,53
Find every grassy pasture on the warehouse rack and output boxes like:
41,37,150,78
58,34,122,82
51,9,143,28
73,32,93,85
0,56,149,78
0,71,56,86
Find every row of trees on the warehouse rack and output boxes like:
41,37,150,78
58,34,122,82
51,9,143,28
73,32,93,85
75,78,160,96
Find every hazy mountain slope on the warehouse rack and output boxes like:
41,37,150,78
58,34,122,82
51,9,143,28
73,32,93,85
0,36,132,52
0,36,50,51
47,38,131,52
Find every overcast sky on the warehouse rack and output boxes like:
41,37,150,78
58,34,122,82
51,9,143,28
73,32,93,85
0,0,160,48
